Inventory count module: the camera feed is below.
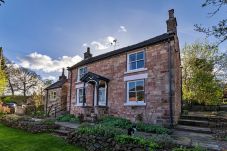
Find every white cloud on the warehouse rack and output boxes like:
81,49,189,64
43,75,57,81
82,43,88,47
90,36,117,50
119,26,127,32
91,41,108,50
19,52,82,73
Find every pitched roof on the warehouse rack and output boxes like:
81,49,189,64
68,32,175,70
45,79,67,90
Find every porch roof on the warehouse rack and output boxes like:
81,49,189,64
80,72,110,83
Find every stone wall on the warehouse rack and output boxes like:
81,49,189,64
0,115,59,133
68,36,181,126
67,132,147,151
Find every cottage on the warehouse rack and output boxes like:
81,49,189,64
45,69,68,116
67,9,181,126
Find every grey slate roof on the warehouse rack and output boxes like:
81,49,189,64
45,79,67,90
68,32,175,70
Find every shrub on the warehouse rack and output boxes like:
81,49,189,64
100,116,132,129
0,102,10,114
77,124,126,137
136,122,170,134
114,134,159,150
57,114,79,123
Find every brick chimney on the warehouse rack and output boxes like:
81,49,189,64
59,68,67,81
84,47,92,59
166,9,177,33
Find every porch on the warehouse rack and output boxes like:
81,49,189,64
79,72,110,121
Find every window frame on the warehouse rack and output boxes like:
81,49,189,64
49,91,57,100
127,50,145,72
77,66,88,82
125,79,146,106
76,88,84,106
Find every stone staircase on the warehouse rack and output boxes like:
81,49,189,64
53,122,80,139
176,115,213,134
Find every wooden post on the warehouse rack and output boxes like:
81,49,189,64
96,81,99,106
83,82,86,106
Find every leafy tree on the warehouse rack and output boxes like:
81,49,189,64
195,0,227,45
182,42,223,105
0,69,7,95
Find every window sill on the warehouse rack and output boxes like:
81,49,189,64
124,68,147,74
124,102,146,106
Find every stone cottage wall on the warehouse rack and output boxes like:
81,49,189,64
68,37,181,126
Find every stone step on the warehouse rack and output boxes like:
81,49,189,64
181,115,209,121
175,125,212,134
53,129,71,136
178,119,210,127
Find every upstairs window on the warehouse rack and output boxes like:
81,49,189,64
78,67,87,81
127,51,145,71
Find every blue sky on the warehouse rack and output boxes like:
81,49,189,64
0,0,226,81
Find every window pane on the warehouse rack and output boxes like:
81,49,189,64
137,52,144,60
136,80,144,91
84,67,87,74
128,82,136,91
137,91,144,101
79,89,83,95
129,92,136,101
79,96,83,103
137,60,144,69
129,54,136,62
130,62,136,70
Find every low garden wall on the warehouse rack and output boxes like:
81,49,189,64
0,114,59,133
67,132,149,151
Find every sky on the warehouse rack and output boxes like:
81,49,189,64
0,0,226,81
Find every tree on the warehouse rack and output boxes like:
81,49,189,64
195,0,227,45
182,42,223,105
0,69,7,95
15,67,42,97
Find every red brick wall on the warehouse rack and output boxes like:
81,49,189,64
68,38,181,126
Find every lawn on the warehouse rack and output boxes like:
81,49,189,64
0,124,83,151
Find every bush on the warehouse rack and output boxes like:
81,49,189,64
136,122,170,134
100,116,132,129
78,124,126,137
57,114,79,123
0,102,10,114
100,116,170,134
114,134,159,150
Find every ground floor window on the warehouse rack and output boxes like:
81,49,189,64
126,79,145,105
76,88,84,105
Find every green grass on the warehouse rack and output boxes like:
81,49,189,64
0,124,84,151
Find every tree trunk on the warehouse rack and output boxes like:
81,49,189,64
23,82,26,97
8,78,14,96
